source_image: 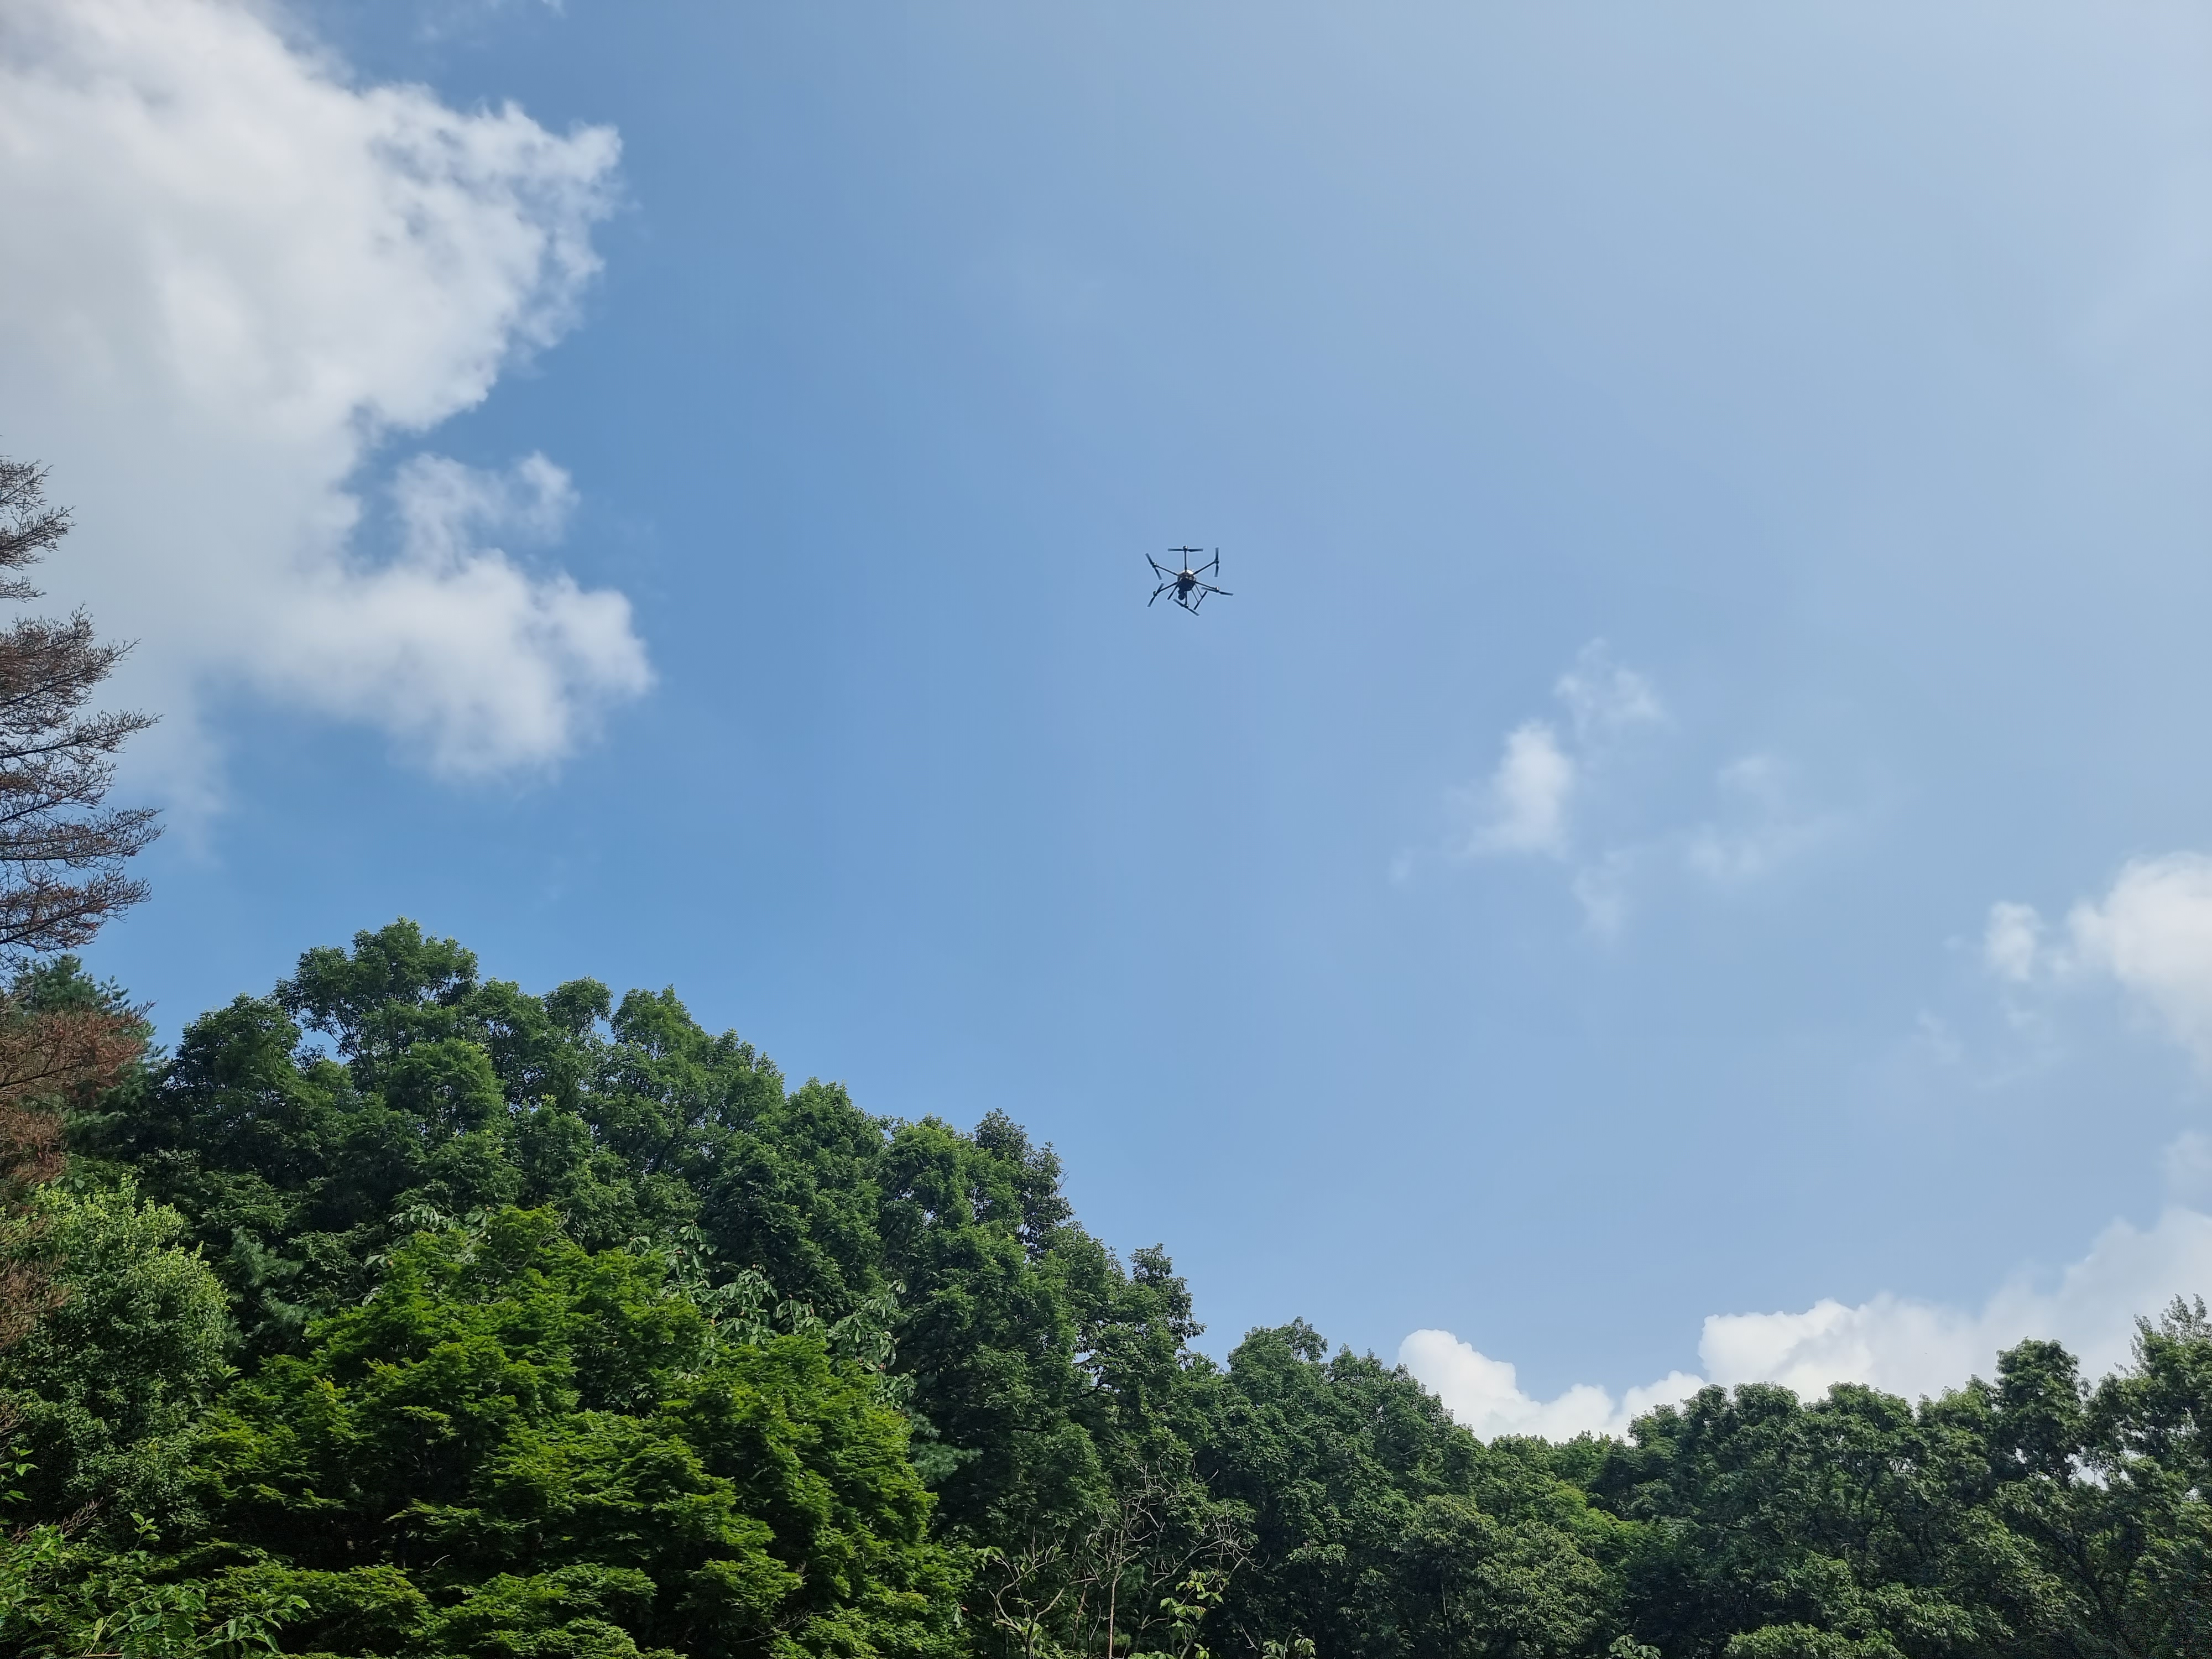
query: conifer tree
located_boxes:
[0,456,157,1353]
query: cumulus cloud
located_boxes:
[0,0,647,797]
[2064,853,2212,1065]
[268,454,648,776]
[1460,641,1660,859]
[1404,1204,2212,1439]
[1985,852,2212,1067]
[1400,1328,1699,1440]
[1467,721,1576,855]
[1696,1208,2212,1400]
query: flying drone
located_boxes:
[1148,547,1232,613]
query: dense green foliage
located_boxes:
[1,921,2205,1657]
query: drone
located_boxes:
[1147,547,1232,613]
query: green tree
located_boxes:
[45,917,2212,1659]
[196,1208,963,1659]
[1200,1321,1625,1659]
[1593,1376,2026,1659]
[77,923,1225,1580]
[1989,1302,2212,1658]
[0,1181,231,1528]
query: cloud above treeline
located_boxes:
[1404,1202,2212,1441]
[0,0,649,800]
[1405,847,2212,1442]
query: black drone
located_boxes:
[1148,547,1231,613]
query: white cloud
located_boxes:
[0,0,646,799]
[1986,852,2212,1067]
[263,454,648,776]
[1460,641,1661,860]
[1554,640,1664,741]
[1400,1328,1700,1440]
[1699,1207,2212,1400]
[1404,1205,2212,1439]
[1450,650,1833,927]
[397,453,581,562]
[1466,721,1575,855]
[2065,853,2212,1066]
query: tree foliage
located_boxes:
[0,918,2205,1656]
[0,454,158,1367]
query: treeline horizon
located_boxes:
[0,918,2201,1658]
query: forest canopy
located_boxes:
[0,919,2203,1658]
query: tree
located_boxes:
[0,1182,233,1526]
[1988,1305,2212,1658]
[1591,1377,2027,1659]
[46,917,2212,1658]
[0,457,158,1358]
[194,1208,965,1659]
[0,457,158,959]
[1199,1321,1627,1659]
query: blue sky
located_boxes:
[7,0,2212,1433]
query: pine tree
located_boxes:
[0,455,158,1353]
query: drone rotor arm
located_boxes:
[1145,549,1232,611]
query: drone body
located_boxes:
[1148,547,1230,613]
